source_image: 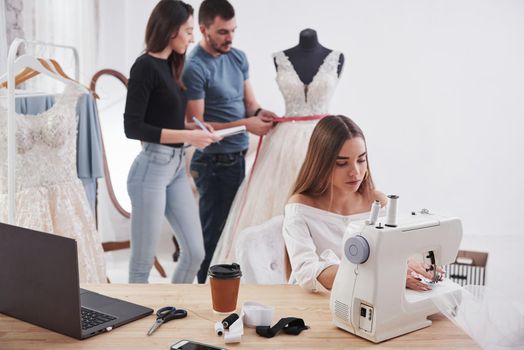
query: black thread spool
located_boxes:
[222,313,239,329]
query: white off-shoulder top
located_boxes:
[283,203,383,293]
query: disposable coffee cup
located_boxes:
[208,263,242,313]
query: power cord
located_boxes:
[348,264,359,334]
[187,309,216,323]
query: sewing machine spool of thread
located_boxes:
[385,195,399,227]
[367,200,381,225]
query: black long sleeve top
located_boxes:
[124,54,186,147]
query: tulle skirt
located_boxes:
[211,120,319,264]
[1,180,107,283]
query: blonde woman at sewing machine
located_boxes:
[283,115,443,293]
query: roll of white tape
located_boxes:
[224,331,242,343]
[221,301,274,344]
[242,301,274,328]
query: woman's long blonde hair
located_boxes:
[291,115,375,200]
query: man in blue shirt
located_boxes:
[183,0,276,283]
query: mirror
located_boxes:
[92,70,140,214]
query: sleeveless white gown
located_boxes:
[212,50,342,264]
[0,83,107,283]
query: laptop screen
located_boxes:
[0,222,83,338]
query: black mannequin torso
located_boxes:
[274,28,344,85]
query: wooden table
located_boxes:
[0,284,478,350]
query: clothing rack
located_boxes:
[3,38,80,224]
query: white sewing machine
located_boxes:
[330,208,463,343]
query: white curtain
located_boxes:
[22,0,97,89]
[0,0,7,73]
[0,0,11,74]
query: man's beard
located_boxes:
[207,35,232,54]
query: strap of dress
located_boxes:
[272,51,293,73]
[318,50,342,77]
[60,82,85,107]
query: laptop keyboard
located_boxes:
[81,307,117,330]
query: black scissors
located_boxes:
[147,306,187,336]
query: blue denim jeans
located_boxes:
[127,143,205,283]
[190,149,246,283]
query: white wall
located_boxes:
[96,0,524,237]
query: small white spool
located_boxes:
[367,200,381,225]
[385,195,399,227]
[214,321,224,336]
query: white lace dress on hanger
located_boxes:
[212,50,342,264]
[0,83,106,283]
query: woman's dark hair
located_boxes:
[198,0,235,27]
[145,0,193,88]
[291,115,375,199]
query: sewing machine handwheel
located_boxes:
[344,236,370,264]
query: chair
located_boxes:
[90,69,174,278]
[235,215,287,284]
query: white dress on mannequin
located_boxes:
[212,50,342,264]
[0,83,106,283]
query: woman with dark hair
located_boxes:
[124,0,220,283]
[283,115,438,292]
